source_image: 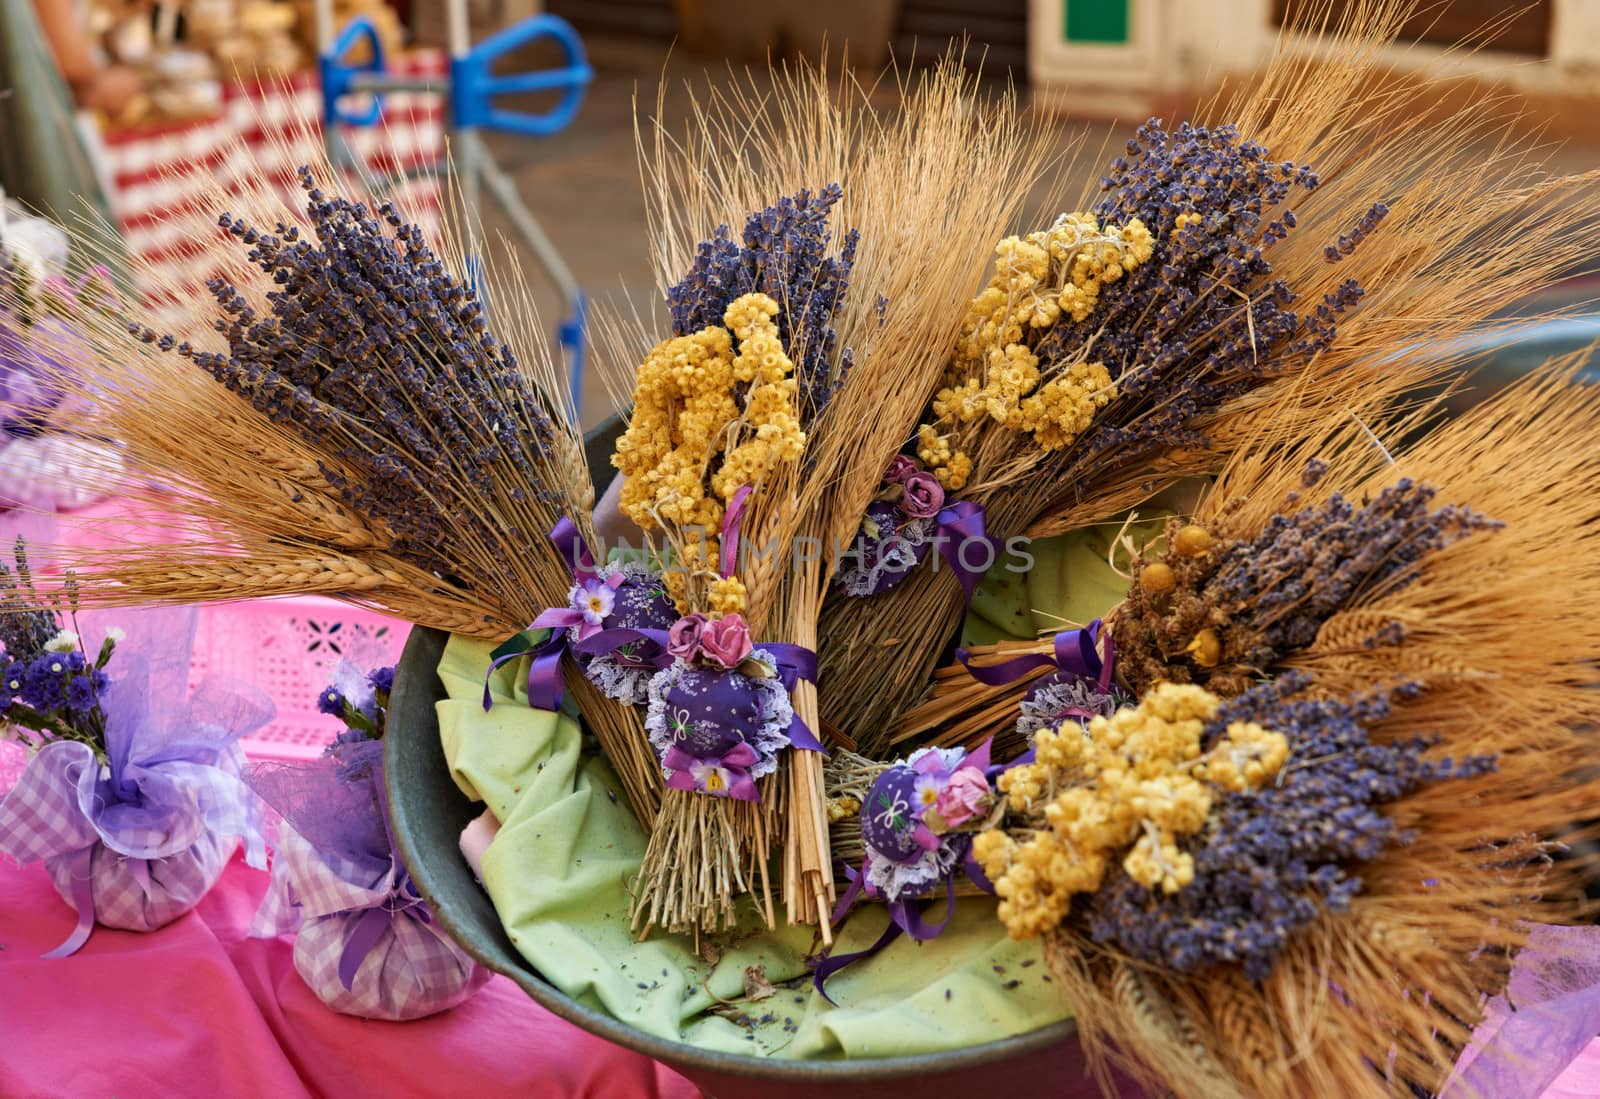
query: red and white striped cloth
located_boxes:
[100,51,448,333]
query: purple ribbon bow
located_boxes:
[955,619,1114,721]
[483,519,646,712]
[932,501,998,603]
[336,776,431,990]
[763,642,825,753]
[662,741,762,801]
[550,516,599,581]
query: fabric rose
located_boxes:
[667,613,708,663]
[934,766,991,827]
[883,454,919,485]
[900,471,946,519]
[699,614,753,669]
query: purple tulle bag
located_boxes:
[0,607,271,955]
[249,733,489,1020]
[1442,923,1600,1099]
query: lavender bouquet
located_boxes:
[249,662,489,1021]
[0,554,268,955]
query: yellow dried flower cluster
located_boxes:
[707,575,748,617]
[661,532,724,616]
[919,212,1153,466]
[710,294,806,501]
[974,683,1289,940]
[613,293,805,539]
[1171,210,1204,239]
[916,425,973,491]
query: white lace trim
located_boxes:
[866,833,965,903]
[836,515,935,597]
[643,649,794,781]
[582,653,654,706]
[1017,677,1122,740]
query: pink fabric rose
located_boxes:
[667,613,708,663]
[699,613,754,669]
[900,471,946,519]
[933,766,991,827]
[883,454,920,485]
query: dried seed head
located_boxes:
[1140,561,1176,593]
[1175,525,1213,557]
[1186,627,1222,667]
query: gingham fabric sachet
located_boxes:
[0,736,266,956]
[255,824,488,1021]
[0,435,123,511]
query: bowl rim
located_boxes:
[385,624,1078,1083]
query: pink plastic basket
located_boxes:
[0,501,410,784]
[191,596,407,760]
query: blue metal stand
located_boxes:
[317,7,594,420]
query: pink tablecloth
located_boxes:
[0,853,697,1099]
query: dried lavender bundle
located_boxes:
[1114,466,1501,698]
[821,46,1600,755]
[957,352,1600,1097]
[1084,673,1496,980]
[0,141,673,815]
[623,56,1061,931]
[821,121,1379,752]
[133,170,565,594]
[619,184,854,933]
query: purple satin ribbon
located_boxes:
[720,484,753,577]
[813,854,991,1003]
[932,500,998,603]
[763,642,825,753]
[663,741,761,801]
[336,867,432,991]
[481,607,581,713]
[571,626,673,668]
[482,521,629,712]
[550,516,599,581]
[956,619,1114,704]
[42,845,96,959]
[338,766,432,990]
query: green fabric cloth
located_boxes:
[437,638,1069,1059]
[962,514,1172,647]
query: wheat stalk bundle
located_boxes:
[816,0,1600,756]
[617,55,1066,932]
[0,114,672,822]
[1007,361,1600,1097]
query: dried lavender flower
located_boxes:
[665,184,859,424]
[1085,673,1496,979]
[1026,121,1381,496]
[1114,468,1502,695]
[132,168,560,579]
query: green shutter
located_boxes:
[1064,0,1132,44]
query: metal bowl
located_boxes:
[385,625,1113,1099]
